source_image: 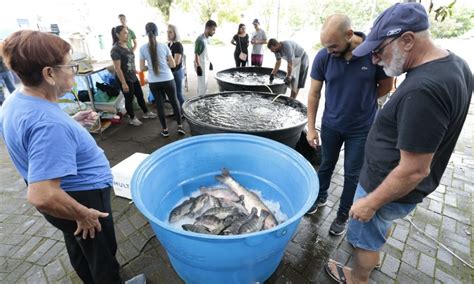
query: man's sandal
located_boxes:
[324,259,349,283]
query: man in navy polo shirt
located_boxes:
[325,3,471,283]
[306,14,393,236]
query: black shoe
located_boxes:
[177,126,186,135]
[160,130,170,137]
[329,213,349,236]
[306,197,328,215]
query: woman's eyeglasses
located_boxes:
[53,63,79,75]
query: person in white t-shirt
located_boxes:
[250,19,267,67]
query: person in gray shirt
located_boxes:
[250,19,267,67]
[268,39,309,99]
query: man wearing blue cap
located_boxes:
[325,3,472,283]
[305,14,393,238]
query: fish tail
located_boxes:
[215,168,230,183]
[215,174,226,183]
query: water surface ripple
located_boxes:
[186,93,307,131]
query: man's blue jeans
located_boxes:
[317,124,369,217]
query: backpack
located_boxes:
[96,82,120,97]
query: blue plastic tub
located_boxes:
[131,134,318,283]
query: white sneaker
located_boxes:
[142,111,157,119]
[125,274,146,284]
[129,117,143,126]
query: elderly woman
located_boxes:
[0,30,144,284]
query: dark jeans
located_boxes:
[42,187,122,284]
[317,124,369,217]
[234,52,248,67]
[120,79,148,119]
[150,79,182,129]
[172,68,185,107]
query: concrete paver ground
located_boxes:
[0,44,473,283]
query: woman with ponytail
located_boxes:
[139,22,185,137]
[110,25,156,126]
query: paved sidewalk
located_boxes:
[1,98,472,283]
[0,44,473,282]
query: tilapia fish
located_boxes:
[199,186,240,202]
[217,197,249,215]
[194,215,235,235]
[239,210,269,234]
[169,197,196,223]
[201,206,240,219]
[215,168,278,229]
[182,224,212,234]
[187,194,221,218]
[223,207,258,235]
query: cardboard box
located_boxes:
[111,152,149,199]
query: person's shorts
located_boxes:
[346,183,417,251]
[251,54,263,66]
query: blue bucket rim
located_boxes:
[131,133,318,240]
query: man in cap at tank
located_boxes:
[324,3,472,283]
[305,13,393,240]
[250,19,267,67]
[267,38,309,99]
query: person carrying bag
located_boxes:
[231,23,249,67]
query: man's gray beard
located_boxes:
[380,44,406,77]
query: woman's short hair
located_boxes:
[1,30,71,87]
[168,24,180,42]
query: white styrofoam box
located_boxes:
[111,152,149,199]
[85,93,124,113]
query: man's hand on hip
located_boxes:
[349,197,376,222]
[75,208,109,239]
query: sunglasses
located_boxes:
[372,36,400,56]
[53,63,79,75]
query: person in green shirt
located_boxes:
[118,14,137,52]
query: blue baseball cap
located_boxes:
[353,3,429,57]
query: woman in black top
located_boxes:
[110,25,156,126]
[167,24,185,107]
[230,23,249,67]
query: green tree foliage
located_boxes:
[429,7,474,38]
[261,0,276,32]
[429,0,457,22]
[306,0,395,31]
[179,0,252,24]
[147,0,173,21]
